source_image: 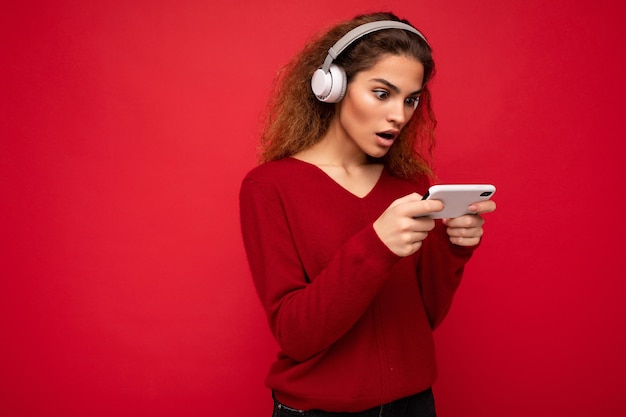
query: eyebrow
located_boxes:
[370,78,422,95]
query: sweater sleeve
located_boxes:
[416,221,478,329]
[239,177,401,362]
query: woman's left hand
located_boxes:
[442,200,497,247]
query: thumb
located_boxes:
[390,192,424,208]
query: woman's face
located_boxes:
[336,54,424,159]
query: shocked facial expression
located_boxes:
[335,54,425,158]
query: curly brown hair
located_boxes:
[258,12,437,180]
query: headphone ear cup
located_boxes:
[311,64,347,103]
[326,64,347,103]
[311,68,332,100]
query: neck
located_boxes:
[297,122,369,170]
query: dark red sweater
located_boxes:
[239,158,477,412]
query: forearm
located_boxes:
[240,178,401,361]
[417,221,478,329]
[245,223,399,361]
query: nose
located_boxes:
[386,99,408,126]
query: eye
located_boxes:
[373,90,390,100]
[405,97,420,110]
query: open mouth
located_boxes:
[376,132,395,140]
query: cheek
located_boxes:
[342,90,378,124]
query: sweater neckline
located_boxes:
[286,157,386,200]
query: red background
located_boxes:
[2,0,624,415]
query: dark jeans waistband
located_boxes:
[272,388,436,417]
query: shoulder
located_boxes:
[242,158,304,183]
[240,158,318,201]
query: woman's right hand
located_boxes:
[373,193,444,257]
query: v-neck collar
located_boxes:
[287,157,386,200]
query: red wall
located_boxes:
[2,1,624,415]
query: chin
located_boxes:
[367,149,391,159]
[366,155,385,164]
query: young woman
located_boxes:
[239,12,496,417]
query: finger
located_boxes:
[400,240,424,256]
[449,236,481,247]
[394,192,424,205]
[411,230,431,242]
[386,193,424,212]
[446,225,484,239]
[445,214,484,229]
[410,217,436,233]
[407,199,444,218]
[468,200,496,214]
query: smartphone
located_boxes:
[422,184,496,219]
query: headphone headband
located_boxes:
[311,19,429,103]
[320,20,429,73]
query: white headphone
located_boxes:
[311,20,429,103]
